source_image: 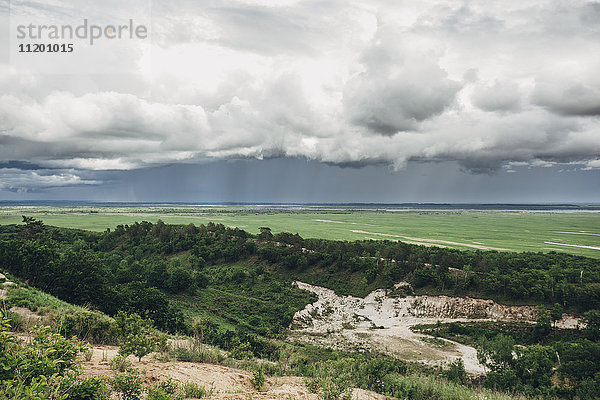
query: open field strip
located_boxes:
[350,229,509,251]
[544,241,600,250]
[553,231,600,236]
[1,206,599,257]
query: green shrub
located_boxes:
[354,357,406,392]
[116,312,158,362]
[171,346,199,363]
[82,346,94,362]
[67,376,111,400]
[147,386,173,400]
[28,325,86,375]
[169,342,225,364]
[0,320,85,399]
[53,310,118,344]
[3,309,25,331]
[306,377,321,394]
[182,382,206,398]
[109,354,132,372]
[156,331,170,354]
[306,359,353,400]
[147,377,183,400]
[111,370,143,400]
[229,341,253,360]
[7,286,76,314]
[381,373,527,400]
[0,374,74,400]
[252,368,266,391]
[444,359,467,384]
[156,377,180,395]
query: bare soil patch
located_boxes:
[291,282,579,375]
[80,345,388,399]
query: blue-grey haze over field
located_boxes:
[0,0,599,202]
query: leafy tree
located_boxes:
[514,345,556,394]
[147,262,169,290]
[445,359,467,384]
[533,305,551,338]
[258,227,273,240]
[583,310,600,340]
[20,216,46,240]
[551,303,563,329]
[476,334,515,372]
[52,250,107,306]
[166,268,192,293]
[116,312,157,362]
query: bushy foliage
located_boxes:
[53,310,119,344]
[0,319,85,399]
[66,376,111,400]
[353,357,407,392]
[182,381,206,398]
[111,370,143,400]
[147,377,183,400]
[583,310,600,340]
[109,354,132,373]
[252,368,266,391]
[116,312,158,361]
[444,359,467,385]
[306,359,355,400]
[382,373,528,400]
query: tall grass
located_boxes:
[382,374,531,400]
[6,283,119,343]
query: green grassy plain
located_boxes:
[1,205,599,257]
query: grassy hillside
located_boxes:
[2,217,600,399]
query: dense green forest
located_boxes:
[1,217,600,399]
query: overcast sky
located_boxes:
[0,0,599,202]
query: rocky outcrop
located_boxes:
[291,281,579,375]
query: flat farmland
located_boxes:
[1,205,599,258]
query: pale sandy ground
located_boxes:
[81,345,390,400]
[291,282,580,375]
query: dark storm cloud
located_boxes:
[1,0,600,196]
[0,160,46,170]
[533,81,600,117]
[344,64,461,134]
[2,159,599,203]
[580,2,600,26]
[343,26,462,135]
[457,158,505,175]
[0,168,100,192]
